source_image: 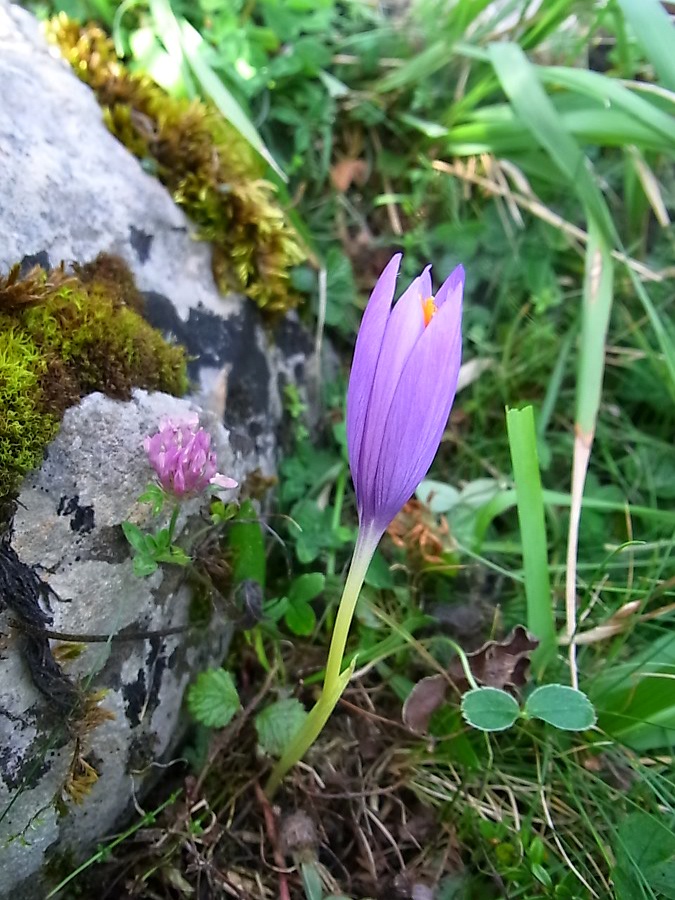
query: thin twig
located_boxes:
[432,159,664,282]
[254,783,292,900]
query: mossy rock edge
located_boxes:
[48,16,307,316]
[0,253,187,505]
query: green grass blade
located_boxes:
[177,19,286,181]
[487,42,616,242]
[474,489,675,546]
[148,0,195,95]
[565,223,614,688]
[539,66,675,148]
[617,0,675,91]
[506,405,556,664]
[576,224,615,438]
[627,269,675,397]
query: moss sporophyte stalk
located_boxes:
[266,254,464,794]
[47,17,306,316]
[0,255,187,504]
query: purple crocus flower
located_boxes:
[144,413,238,498]
[265,254,465,795]
[347,253,464,538]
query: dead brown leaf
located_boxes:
[402,674,447,733]
[330,157,369,192]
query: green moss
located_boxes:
[48,17,306,316]
[0,324,59,499]
[0,255,187,502]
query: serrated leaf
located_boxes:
[187,669,241,728]
[255,698,308,757]
[284,600,316,636]
[288,572,325,605]
[525,685,596,731]
[461,687,520,732]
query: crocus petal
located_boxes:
[369,284,463,530]
[355,267,432,510]
[434,264,465,309]
[346,253,401,497]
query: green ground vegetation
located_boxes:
[15,0,675,898]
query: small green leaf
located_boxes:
[365,551,394,589]
[229,500,266,589]
[531,863,552,889]
[285,600,316,636]
[288,572,325,605]
[167,545,191,566]
[122,521,149,553]
[153,528,172,551]
[138,483,167,516]
[416,479,460,513]
[264,597,289,623]
[461,687,520,732]
[187,669,241,728]
[255,698,308,757]
[210,500,238,525]
[524,684,596,731]
[133,554,158,578]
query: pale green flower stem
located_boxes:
[265,526,380,797]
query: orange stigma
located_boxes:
[421,296,438,327]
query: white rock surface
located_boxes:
[0,392,239,897]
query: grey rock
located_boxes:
[0,391,240,897]
[0,0,315,893]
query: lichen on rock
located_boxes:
[0,254,187,502]
[48,16,307,315]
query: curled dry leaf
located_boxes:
[402,674,448,734]
[330,157,369,192]
[387,499,452,567]
[402,625,539,733]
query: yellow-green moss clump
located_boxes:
[0,255,187,501]
[48,17,306,316]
